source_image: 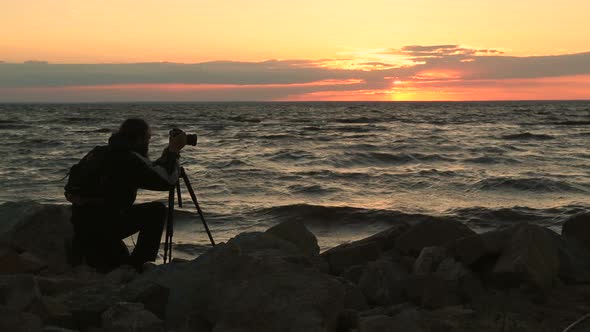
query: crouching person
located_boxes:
[65,118,186,272]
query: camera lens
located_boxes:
[186,134,197,146]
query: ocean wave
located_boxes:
[500,132,556,140]
[269,150,315,161]
[333,152,454,166]
[228,116,262,123]
[287,184,339,195]
[464,156,521,164]
[0,123,32,130]
[474,177,587,193]
[208,159,251,169]
[254,204,434,226]
[334,117,380,124]
[552,120,590,126]
[448,205,588,231]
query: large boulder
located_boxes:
[359,309,425,332]
[492,224,560,289]
[0,247,48,274]
[0,274,42,311]
[358,259,408,306]
[413,247,448,276]
[0,306,42,332]
[101,302,165,332]
[321,223,409,275]
[266,220,319,256]
[395,219,475,256]
[135,229,349,332]
[0,203,73,273]
[562,213,590,251]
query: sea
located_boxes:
[1,101,589,259]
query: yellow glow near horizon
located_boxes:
[1,0,590,63]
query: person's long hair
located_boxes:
[118,118,150,157]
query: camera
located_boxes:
[170,128,197,146]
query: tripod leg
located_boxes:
[176,181,182,208]
[180,169,216,246]
[164,186,175,263]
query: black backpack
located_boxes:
[64,146,112,204]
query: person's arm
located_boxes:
[129,131,187,191]
[128,149,180,191]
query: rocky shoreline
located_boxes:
[1,203,590,332]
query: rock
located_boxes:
[0,274,42,311]
[340,278,369,311]
[42,327,78,332]
[105,265,138,284]
[556,235,590,283]
[266,220,320,256]
[341,264,364,284]
[36,276,91,297]
[119,279,169,320]
[359,309,424,332]
[435,257,471,281]
[0,247,48,274]
[492,224,560,289]
[446,235,488,266]
[134,232,349,332]
[101,302,165,332]
[58,282,121,330]
[404,275,461,309]
[0,204,73,273]
[562,213,590,251]
[0,306,42,332]
[31,296,74,328]
[358,259,408,306]
[227,231,303,258]
[321,223,409,275]
[413,247,448,276]
[395,219,475,256]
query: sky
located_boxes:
[1,0,589,101]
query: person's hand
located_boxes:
[169,131,187,153]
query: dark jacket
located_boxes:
[72,133,179,213]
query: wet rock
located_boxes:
[42,327,78,332]
[321,223,409,275]
[0,306,42,332]
[119,279,169,320]
[0,247,47,274]
[58,283,121,330]
[135,231,348,332]
[340,278,369,311]
[562,213,590,251]
[435,257,471,281]
[358,259,408,306]
[395,219,475,256]
[492,224,560,289]
[413,247,448,276]
[101,302,165,332]
[405,275,461,309]
[341,264,364,284]
[359,309,424,332]
[105,265,138,285]
[0,274,42,311]
[266,220,320,256]
[446,234,488,266]
[36,276,90,297]
[0,204,73,273]
[31,296,74,328]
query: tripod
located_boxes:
[163,166,215,263]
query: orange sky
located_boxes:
[1,0,589,101]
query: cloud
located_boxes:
[1,45,589,101]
